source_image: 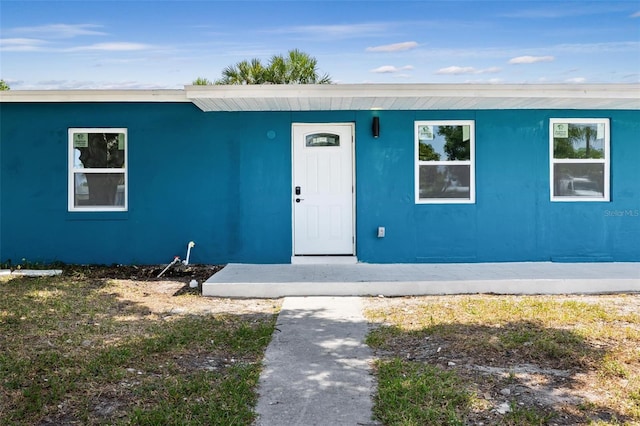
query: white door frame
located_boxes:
[291,122,356,263]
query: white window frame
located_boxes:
[549,118,610,202]
[68,128,128,212]
[415,120,475,204]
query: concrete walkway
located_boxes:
[254,297,376,426]
[203,262,640,298]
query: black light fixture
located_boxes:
[372,116,380,138]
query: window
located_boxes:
[68,128,127,211]
[415,120,475,203]
[306,133,340,147]
[550,119,609,202]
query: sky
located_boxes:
[1,0,639,90]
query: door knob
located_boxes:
[295,198,304,203]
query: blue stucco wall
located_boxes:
[1,102,638,264]
[0,103,293,264]
[356,109,640,263]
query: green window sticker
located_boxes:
[418,125,434,141]
[73,133,89,148]
[553,123,569,138]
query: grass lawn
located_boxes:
[365,295,640,425]
[0,270,280,425]
[3,268,639,426]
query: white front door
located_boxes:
[292,123,355,256]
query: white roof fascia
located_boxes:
[1,84,638,111]
[0,89,190,103]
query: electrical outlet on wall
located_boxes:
[377,227,385,238]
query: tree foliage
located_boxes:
[438,126,470,161]
[418,143,440,161]
[192,77,213,86]
[0,79,10,91]
[553,125,603,159]
[219,58,268,85]
[211,49,332,85]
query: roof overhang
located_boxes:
[185,84,640,111]
[1,84,638,111]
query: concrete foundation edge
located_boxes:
[1,269,63,277]
[202,279,640,298]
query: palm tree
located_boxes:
[569,124,602,159]
[217,58,267,85]
[266,49,332,84]
[192,77,213,85]
[0,79,10,91]
[210,50,332,85]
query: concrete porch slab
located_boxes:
[203,262,640,298]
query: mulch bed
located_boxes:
[62,264,224,288]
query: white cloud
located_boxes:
[435,66,501,75]
[404,41,638,63]
[10,24,107,39]
[509,55,555,64]
[21,79,169,90]
[1,78,23,86]
[366,41,419,52]
[632,11,640,18]
[65,42,153,52]
[0,38,49,51]
[554,41,640,54]
[565,77,587,83]
[501,4,631,19]
[437,66,475,75]
[267,22,393,40]
[371,65,414,73]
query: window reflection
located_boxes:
[70,129,127,211]
[416,121,474,203]
[74,173,125,207]
[550,119,609,201]
[73,133,125,168]
[553,123,605,159]
[418,125,470,161]
[419,165,471,199]
[553,163,605,198]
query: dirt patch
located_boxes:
[105,278,281,317]
[68,264,280,317]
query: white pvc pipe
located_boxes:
[157,256,180,278]
[183,241,195,265]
